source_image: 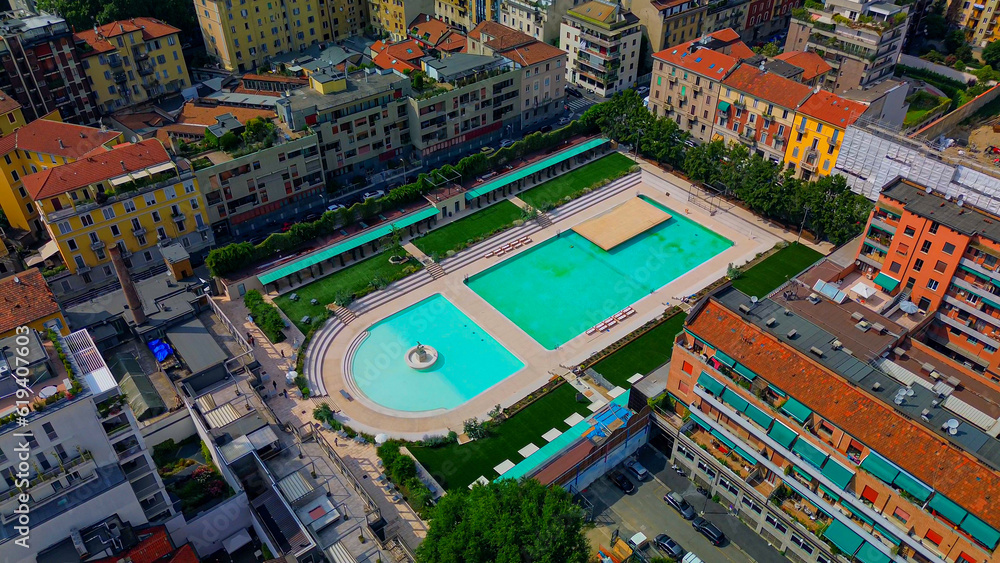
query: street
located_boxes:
[582,447,790,563]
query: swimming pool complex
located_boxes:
[466,196,732,348]
[349,294,525,412]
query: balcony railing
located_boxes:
[90,240,105,251]
[2,451,94,501]
[109,58,123,68]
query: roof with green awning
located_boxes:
[792,439,828,468]
[714,349,735,367]
[781,397,812,424]
[689,411,712,431]
[844,503,875,525]
[465,137,609,199]
[892,471,931,502]
[928,493,967,525]
[733,363,757,380]
[859,452,899,484]
[734,445,758,464]
[823,519,863,556]
[819,484,840,501]
[768,384,787,397]
[743,403,773,429]
[854,542,892,563]
[873,524,900,545]
[959,264,990,280]
[959,513,1000,549]
[768,421,797,448]
[821,457,855,489]
[722,388,749,412]
[792,466,812,481]
[698,372,725,396]
[873,272,900,292]
[711,429,737,450]
[718,101,731,111]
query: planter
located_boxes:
[388,255,408,264]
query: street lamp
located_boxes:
[797,207,810,244]
[632,128,644,162]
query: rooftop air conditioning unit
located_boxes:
[809,346,824,357]
[787,329,798,339]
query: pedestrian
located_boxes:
[335,437,339,447]
[246,331,251,341]
[272,380,278,390]
[281,349,285,358]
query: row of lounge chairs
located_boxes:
[586,307,637,335]
[485,236,532,258]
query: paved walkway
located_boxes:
[402,242,431,263]
[509,196,530,210]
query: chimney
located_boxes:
[58,138,65,149]
[109,245,146,325]
[120,160,127,171]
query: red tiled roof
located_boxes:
[166,544,199,563]
[0,269,61,336]
[371,39,425,73]
[75,18,180,56]
[0,118,120,159]
[688,299,1000,531]
[372,50,421,73]
[722,63,813,110]
[710,28,741,42]
[23,139,171,199]
[469,21,532,51]
[0,90,20,116]
[775,51,832,81]
[796,89,868,127]
[408,14,452,45]
[91,526,198,563]
[501,39,565,66]
[241,73,309,84]
[728,41,756,60]
[653,37,739,80]
[437,31,468,53]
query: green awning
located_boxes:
[873,524,901,545]
[928,493,968,525]
[959,264,990,281]
[792,439,828,468]
[714,349,735,367]
[855,542,892,563]
[781,397,812,424]
[892,471,931,502]
[844,503,875,525]
[711,429,737,450]
[792,466,813,481]
[873,272,900,292]
[734,445,758,464]
[744,403,773,429]
[722,388,750,412]
[718,101,731,111]
[960,513,1000,549]
[465,138,609,199]
[768,384,787,397]
[821,458,855,489]
[819,484,841,501]
[859,453,899,484]
[698,372,725,396]
[823,519,864,556]
[984,296,1000,310]
[733,363,757,380]
[689,411,713,431]
[768,421,797,448]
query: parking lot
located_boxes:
[582,447,790,563]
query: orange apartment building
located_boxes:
[858,177,1000,385]
[661,284,1000,563]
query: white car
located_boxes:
[363,190,385,201]
[327,203,345,211]
[500,139,514,148]
[625,458,649,480]
[559,116,572,125]
[636,86,650,96]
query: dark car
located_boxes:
[692,517,726,546]
[609,471,635,494]
[655,534,684,558]
[539,124,553,133]
[565,86,583,98]
[664,492,696,520]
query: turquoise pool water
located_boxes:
[350,294,524,412]
[466,197,732,349]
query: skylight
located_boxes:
[709,63,715,69]
[695,57,702,62]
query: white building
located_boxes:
[561,0,643,97]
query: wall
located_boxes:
[140,409,197,448]
[898,54,978,84]
[913,84,1000,141]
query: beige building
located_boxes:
[498,0,576,43]
[625,0,708,52]
[648,29,747,143]
[467,22,568,131]
[435,0,495,32]
[561,0,643,97]
[370,0,434,40]
[703,0,749,36]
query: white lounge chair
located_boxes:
[586,327,598,335]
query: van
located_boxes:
[682,552,704,563]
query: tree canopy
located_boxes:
[581,90,691,169]
[984,41,1000,70]
[37,0,197,41]
[416,479,590,563]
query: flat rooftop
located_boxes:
[280,69,408,113]
[882,177,1000,244]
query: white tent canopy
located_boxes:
[850,282,877,299]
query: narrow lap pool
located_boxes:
[349,294,524,412]
[466,196,732,349]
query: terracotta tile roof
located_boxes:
[722,63,813,110]
[502,40,565,66]
[570,0,619,22]
[23,139,171,199]
[174,101,275,127]
[775,51,832,81]
[408,14,452,45]
[166,544,199,563]
[728,41,756,60]
[241,73,309,85]
[75,18,181,56]
[92,526,190,563]
[437,31,468,53]
[0,118,120,158]
[796,89,868,127]
[710,28,741,42]
[653,36,739,80]
[469,21,532,51]
[372,50,421,73]
[688,299,1000,531]
[0,269,61,336]
[0,90,20,116]
[371,39,425,73]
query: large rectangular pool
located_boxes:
[466,197,732,349]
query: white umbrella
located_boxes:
[375,433,390,445]
[286,370,297,384]
[899,301,920,314]
[850,282,877,299]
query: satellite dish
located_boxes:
[130,135,138,143]
[751,296,758,304]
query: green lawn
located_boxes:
[519,152,636,209]
[591,313,687,389]
[412,200,523,256]
[730,242,822,297]
[410,384,592,490]
[274,254,420,333]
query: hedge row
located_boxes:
[206,120,596,278]
[377,441,433,517]
[244,289,287,343]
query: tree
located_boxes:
[753,41,782,57]
[984,41,1000,69]
[416,479,590,563]
[683,140,726,185]
[945,30,968,56]
[38,0,198,42]
[242,117,274,145]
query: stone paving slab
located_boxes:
[541,428,563,442]
[608,386,626,398]
[627,373,645,384]
[494,459,516,475]
[518,443,540,457]
[588,399,608,412]
[564,412,586,426]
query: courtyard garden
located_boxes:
[412,200,524,257]
[519,152,637,210]
[729,242,822,297]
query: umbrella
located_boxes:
[850,282,877,299]
[899,301,920,314]
[286,370,298,384]
[375,433,390,445]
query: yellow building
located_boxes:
[0,113,122,238]
[23,139,214,297]
[784,90,868,180]
[957,0,1000,47]
[0,94,25,137]
[370,0,434,40]
[435,0,492,33]
[74,18,191,115]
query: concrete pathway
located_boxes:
[402,242,431,263]
[509,196,531,210]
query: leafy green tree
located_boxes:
[38,0,198,41]
[416,479,590,563]
[242,117,274,145]
[753,41,782,57]
[984,41,1000,69]
[682,140,725,184]
[945,30,968,56]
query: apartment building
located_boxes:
[0,11,98,125]
[773,51,833,88]
[409,53,522,167]
[785,0,908,90]
[74,19,192,115]
[277,68,414,190]
[716,63,812,163]
[498,0,576,43]
[0,328,173,559]
[648,30,748,143]
[0,268,68,338]
[743,0,797,40]
[0,95,25,137]
[704,0,750,37]
[956,0,1000,47]
[435,0,494,32]
[369,0,433,40]
[625,0,707,52]
[467,22,568,131]
[660,283,1000,563]
[24,139,214,299]
[562,1,642,97]
[0,115,123,239]
[784,89,868,179]
[408,14,468,54]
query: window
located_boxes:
[741,497,762,514]
[145,193,156,206]
[67,239,77,251]
[790,534,814,554]
[921,240,932,253]
[58,221,71,235]
[152,211,161,222]
[892,507,910,524]
[111,225,120,237]
[934,260,947,273]
[924,529,943,546]
[861,485,879,504]
[929,221,940,234]
[42,422,57,440]
[765,514,788,533]
[682,361,693,374]
[913,258,923,272]
[102,207,115,220]
[943,242,956,255]
[124,200,136,213]
[889,261,901,273]
[81,215,93,227]
[903,226,915,237]
[927,279,939,291]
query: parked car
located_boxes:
[363,190,385,201]
[539,124,553,133]
[636,86,649,96]
[682,552,704,563]
[327,203,345,212]
[280,222,294,232]
[481,146,496,155]
[609,471,635,494]
[654,534,684,558]
[500,139,514,148]
[565,86,583,98]
[692,517,726,546]
[625,459,648,481]
[558,116,572,125]
[303,213,319,222]
[664,492,696,520]
[626,532,648,550]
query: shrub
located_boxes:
[244,290,287,343]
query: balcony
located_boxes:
[801,156,819,171]
[579,30,612,48]
[685,425,756,480]
[109,57,123,68]
[870,216,897,234]
[132,47,149,60]
[1,451,94,501]
[90,239,105,251]
[132,225,146,237]
[864,231,891,253]
[114,72,127,84]
[668,74,678,83]
[138,64,154,76]
[171,212,186,222]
